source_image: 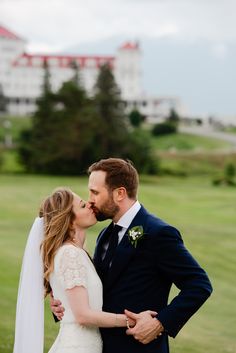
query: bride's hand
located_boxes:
[50,291,65,320]
[127,317,136,328]
[124,310,136,328]
[124,309,158,329]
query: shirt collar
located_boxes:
[116,200,141,229]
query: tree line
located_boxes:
[19,62,157,175]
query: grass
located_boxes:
[151,132,233,151]
[158,151,236,176]
[0,174,235,353]
[0,150,25,173]
[223,126,236,134]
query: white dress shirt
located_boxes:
[101,201,141,259]
[115,200,141,243]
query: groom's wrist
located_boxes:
[155,317,165,333]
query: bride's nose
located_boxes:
[86,202,93,209]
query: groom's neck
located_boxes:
[112,198,137,223]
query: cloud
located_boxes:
[1,0,236,52]
[211,44,228,59]
[0,0,235,115]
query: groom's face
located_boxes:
[88,171,119,221]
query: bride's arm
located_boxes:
[66,286,130,327]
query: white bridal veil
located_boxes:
[13,217,44,353]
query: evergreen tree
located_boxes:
[19,60,53,170]
[167,108,180,126]
[18,63,158,175]
[70,59,80,87]
[92,64,158,173]
[19,62,97,174]
[92,63,130,157]
[38,80,96,174]
[0,84,7,115]
[19,59,55,171]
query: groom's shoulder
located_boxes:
[141,205,180,235]
[141,205,168,227]
[147,214,170,232]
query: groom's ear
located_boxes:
[113,187,127,202]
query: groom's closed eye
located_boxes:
[90,189,99,195]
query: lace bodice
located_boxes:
[48,244,103,353]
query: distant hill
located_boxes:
[65,36,236,118]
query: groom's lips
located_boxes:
[91,207,107,221]
[91,206,99,215]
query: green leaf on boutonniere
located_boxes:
[128,225,145,248]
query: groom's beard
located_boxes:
[92,198,119,222]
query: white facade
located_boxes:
[115,42,142,99]
[0,25,180,120]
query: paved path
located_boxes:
[180,126,236,147]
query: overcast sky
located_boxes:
[0,0,235,117]
[1,0,235,52]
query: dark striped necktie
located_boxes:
[102,224,122,271]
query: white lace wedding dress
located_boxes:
[48,244,103,353]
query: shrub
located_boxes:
[152,122,177,136]
[225,163,235,179]
[212,162,236,186]
[128,109,145,128]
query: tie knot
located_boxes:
[112,224,122,232]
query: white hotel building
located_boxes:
[0,24,181,120]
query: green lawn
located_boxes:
[158,151,236,177]
[0,174,235,353]
[223,126,236,134]
[151,132,233,151]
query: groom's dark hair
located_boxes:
[88,158,139,199]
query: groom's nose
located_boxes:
[86,202,94,209]
[88,192,95,203]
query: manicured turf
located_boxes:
[0,174,235,353]
[151,132,233,151]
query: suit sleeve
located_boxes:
[155,225,213,338]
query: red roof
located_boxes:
[0,25,22,40]
[120,41,139,50]
[13,53,115,69]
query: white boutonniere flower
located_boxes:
[128,225,145,248]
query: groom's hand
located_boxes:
[50,292,64,321]
[125,309,164,344]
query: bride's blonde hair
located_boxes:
[40,187,75,296]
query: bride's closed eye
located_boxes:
[80,201,86,208]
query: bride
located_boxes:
[13,187,135,353]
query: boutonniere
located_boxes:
[128,225,145,248]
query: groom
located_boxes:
[53,158,212,353]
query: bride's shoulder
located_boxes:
[54,244,86,271]
[53,244,91,290]
[56,243,85,260]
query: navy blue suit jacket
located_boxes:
[93,206,212,353]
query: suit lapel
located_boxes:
[104,206,149,291]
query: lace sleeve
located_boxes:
[58,246,87,290]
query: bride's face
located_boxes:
[72,194,97,229]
